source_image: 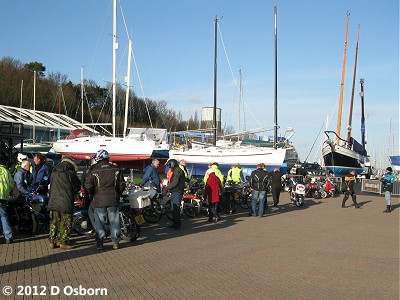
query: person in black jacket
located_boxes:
[268,168,284,207]
[249,164,269,217]
[162,159,185,229]
[48,156,81,250]
[85,149,126,250]
[341,169,360,209]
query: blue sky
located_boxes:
[1,0,398,167]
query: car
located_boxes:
[292,162,325,177]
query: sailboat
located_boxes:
[322,16,369,177]
[169,9,286,177]
[52,0,156,162]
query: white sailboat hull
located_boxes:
[52,136,155,161]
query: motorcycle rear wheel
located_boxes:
[72,214,94,236]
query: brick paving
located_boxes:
[0,190,398,299]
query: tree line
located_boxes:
[0,56,202,136]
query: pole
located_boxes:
[33,70,36,143]
[81,66,84,127]
[360,78,365,147]
[112,0,117,137]
[124,38,132,137]
[213,16,218,146]
[273,5,278,149]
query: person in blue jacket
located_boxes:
[141,159,161,198]
[381,167,395,213]
[30,153,50,195]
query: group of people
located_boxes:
[0,153,50,244]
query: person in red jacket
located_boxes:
[204,168,223,223]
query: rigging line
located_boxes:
[305,120,326,163]
[217,23,263,128]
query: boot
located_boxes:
[383,205,391,213]
[59,243,73,250]
[341,197,348,208]
[352,195,360,209]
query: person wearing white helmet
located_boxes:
[10,153,28,177]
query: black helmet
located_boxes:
[166,159,178,168]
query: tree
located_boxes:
[24,61,46,77]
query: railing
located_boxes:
[361,179,400,196]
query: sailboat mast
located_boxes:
[213,16,218,146]
[360,78,366,147]
[112,0,117,137]
[124,38,132,138]
[346,25,360,143]
[33,70,36,143]
[273,4,278,150]
[238,68,242,141]
[335,13,350,145]
[81,66,84,127]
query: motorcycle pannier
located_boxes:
[127,190,151,209]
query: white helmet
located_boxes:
[17,153,28,162]
[310,178,316,183]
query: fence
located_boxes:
[361,179,400,196]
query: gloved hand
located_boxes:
[79,188,86,198]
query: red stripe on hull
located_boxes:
[64,153,152,161]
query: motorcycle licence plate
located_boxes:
[134,215,145,225]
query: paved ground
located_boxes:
[0,189,398,299]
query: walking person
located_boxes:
[381,167,395,213]
[0,160,15,244]
[85,149,126,250]
[162,159,185,230]
[341,169,360,209]
[269,168,284,207]
[47,156,81,250]
[204,168,223,223]
[249,164,269,217]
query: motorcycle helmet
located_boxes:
[17,153,28,162]
[166,158,178,168]
[93,149,109,162]
[311,178,316,184]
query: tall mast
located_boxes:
[238,68,242,141]
[112,0,117,137]
[359,78,366,147]
[335,13,350,144]
[124,38,132,138]
[273,4,278,149]
[213,16,218,146]
[81,66,84,127]
[346,25,360,143]
[33,70,36,143]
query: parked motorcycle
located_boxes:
[5,195,38,234]
[286,177,305,207]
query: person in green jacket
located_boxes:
[0,161,15,244]
[204,162,224,184]
[227,164,244,183]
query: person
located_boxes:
[13,160,32,198]
[227,163,244,183]
[162,159,185,230]
[141,159,161,199]
[10,153,28,177]
[0,161,15,244]
[249,163,269,217]
[381,167,395,213]
[30,153,50,195]
[204,162,224,184]
[203,168,223,223]
[179,159,190,183]
[85,149,126,250]
[47,156,81,250]
[341,169,360,209]
[269,168,284,207]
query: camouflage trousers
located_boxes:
[49,211,72,244]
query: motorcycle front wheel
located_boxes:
[17,210,38,235]
[295,196,304,207]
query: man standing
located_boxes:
[30,153,50,195]
[47,156,81,249]
[227,164,244,183]
[341,169,360,209]
[0,161,15,244]
[141,159,161,198]
[85,149,126,250]
[269,168,284,207]
[381,167,395,213]
[249,164,269,217]
[163,159,185,230]
[179,159,190,183]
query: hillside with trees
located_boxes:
[0,56,201,136]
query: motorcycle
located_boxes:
[286,177,305,207]
[5,195,38,235]
[26,177,50,226]
[321,177,339,198]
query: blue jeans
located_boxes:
[384,191,392,205]
[94,206,120,243]
[251,190,266,217]
[171,192,183,228]
[0,204,12,240]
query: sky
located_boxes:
[1,0,399,167]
